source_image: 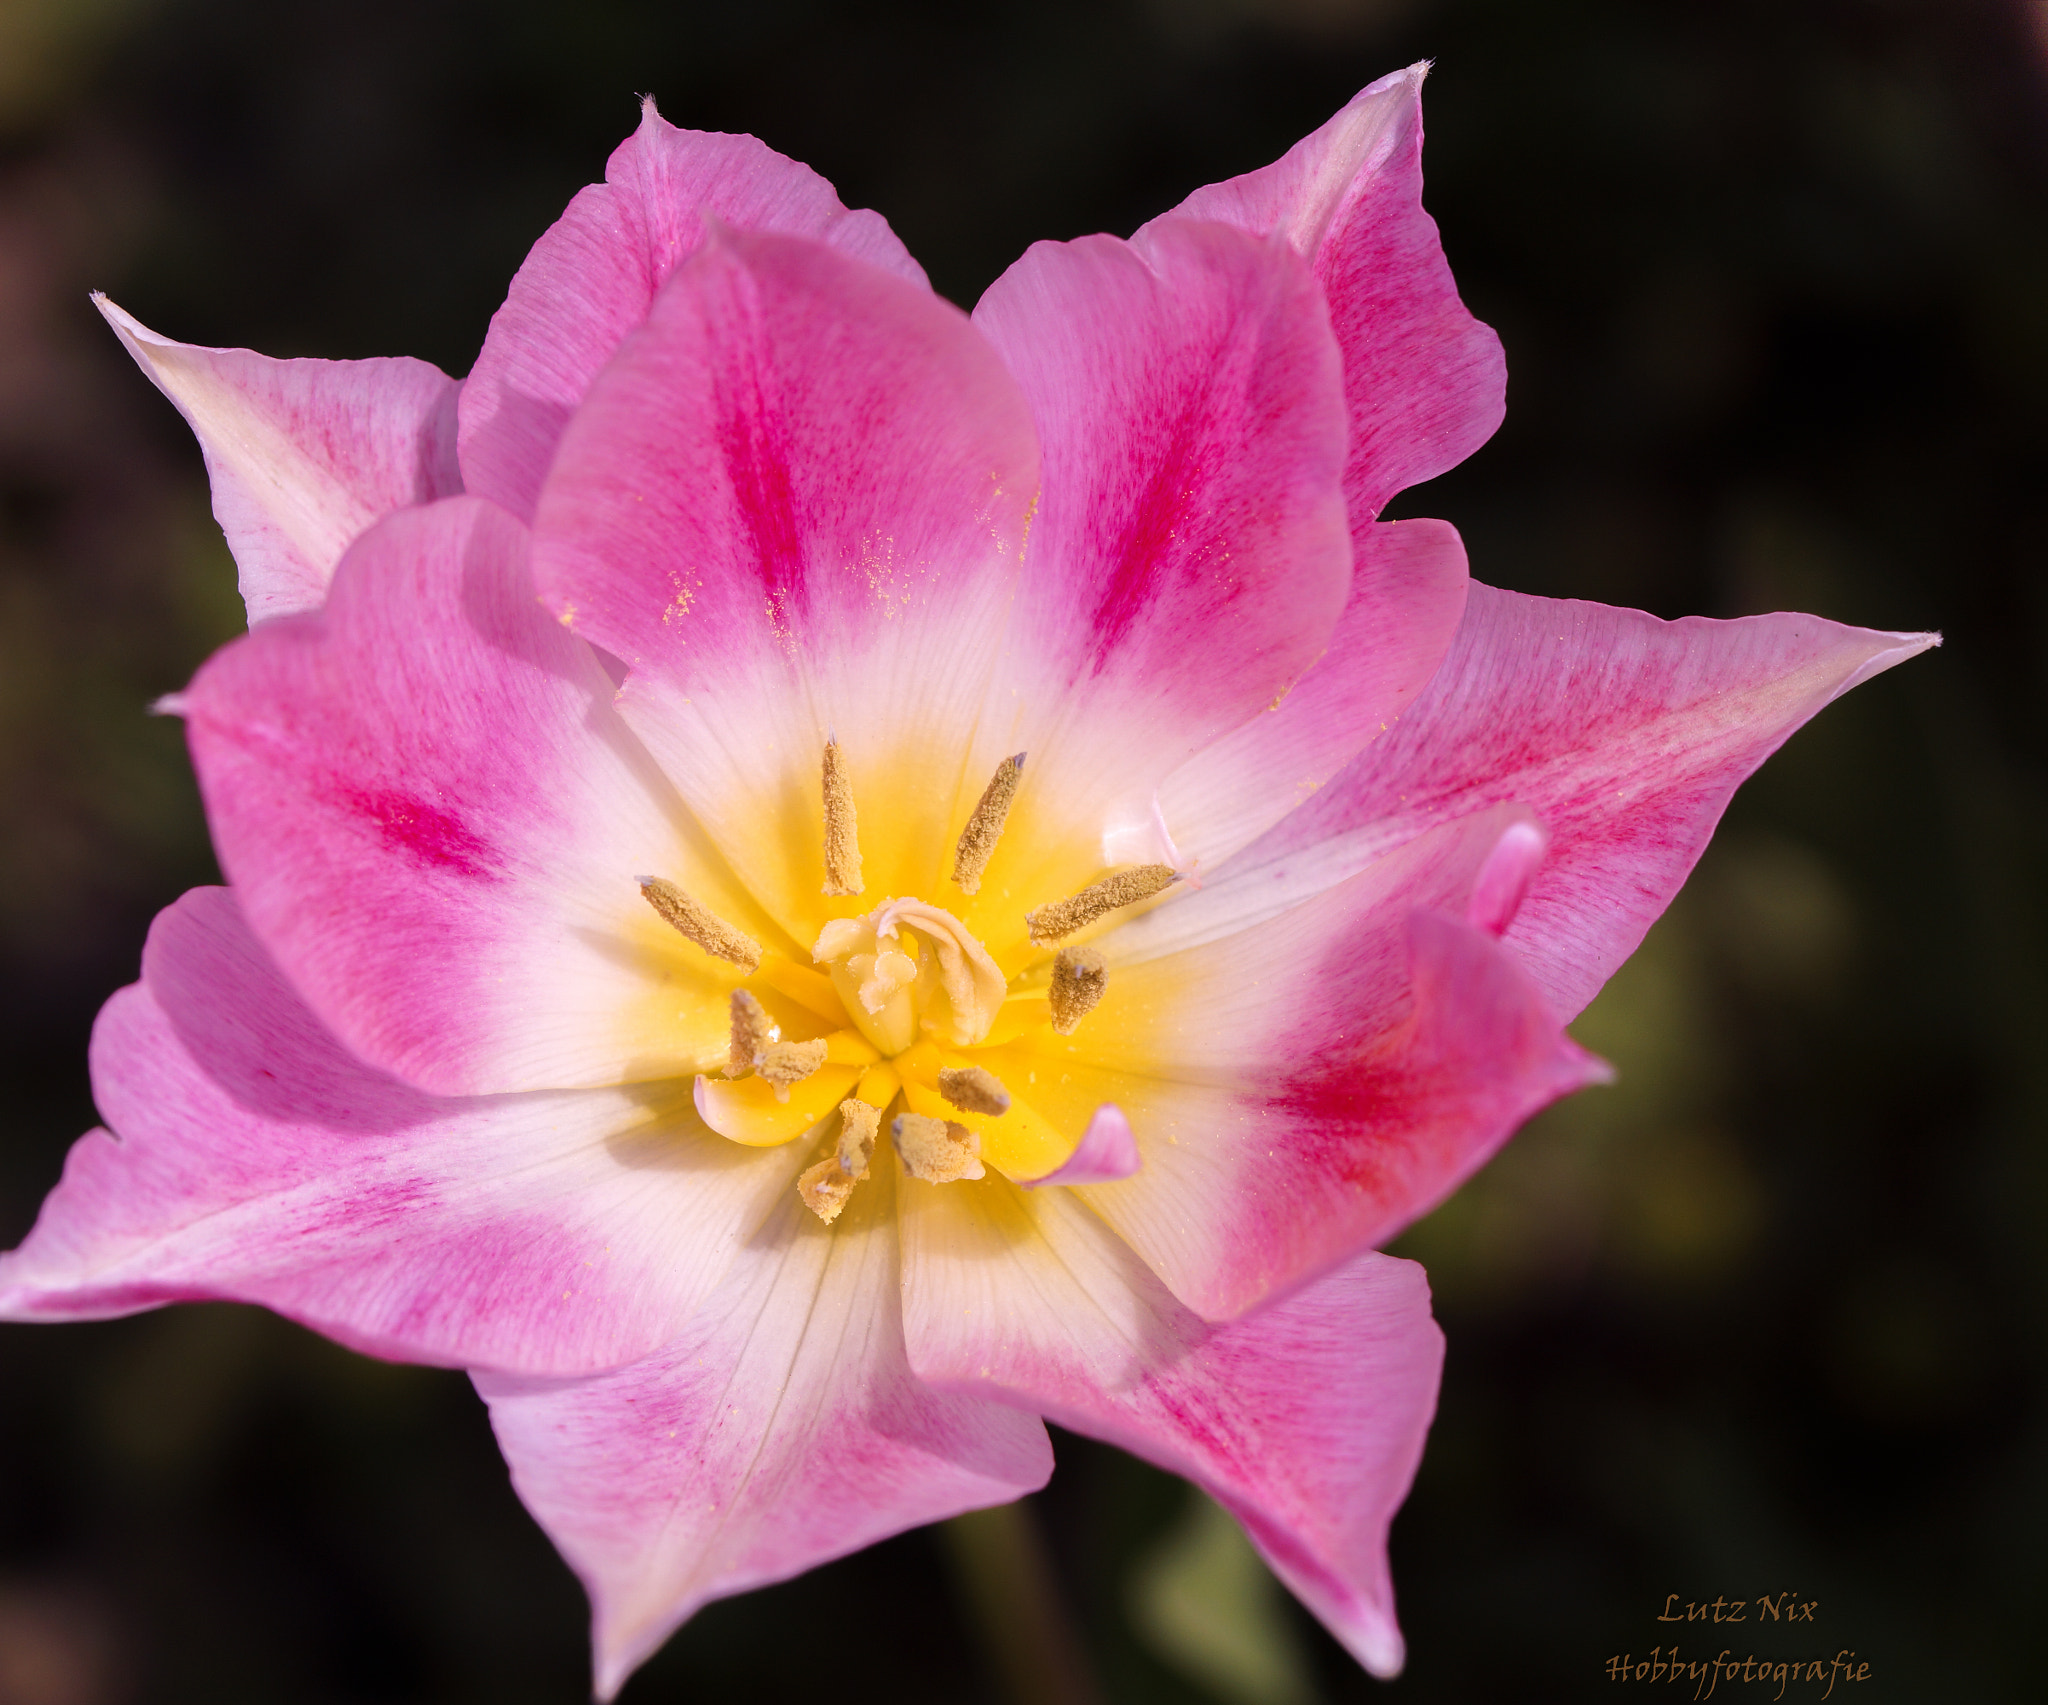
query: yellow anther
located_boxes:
[757,1039,829,1100]
[1025,864,1178,945]
[637,876,762,971]
[821,739,864,896]
[892,1112,984,1184]
[797,1100,880,1226]
[938,1064,1010,1116]
[836,1098,880,1175]
[951,753,1025,896]
[797,1159,857,1224]
[1049,946,1108,1035]
[726,989,777,1077]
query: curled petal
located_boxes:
[1466,817,1548,937]
[900,1176,1443,1676]
[478,1161,1051,1701]
[1018,1103,1140,1188]
[99,296,461,622]
[0,889,797,1376]
[460,98,927,521]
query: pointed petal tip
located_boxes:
[148,691,190,718]
[1569,1040,1619,1090]
[1360,1624,1407,1679]
[1835,624,1940,699]
[91,293,163,357]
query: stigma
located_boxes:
[659,739,1157,1224]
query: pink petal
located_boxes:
[531,226,1040,916]
[1148,63,1505,519]
[1153,517,1470,874]
[0,889,798,1375]
[98,296,462,622]
[899,1176,1443,1676]
[460,99,928,523]
[183,495,769,1096]
[1018,1103,1140,1188]
[477,1164,1052,1701]
[1243,585,1939,1020]
[985,809,1606,1320]
[964,219,1351,915]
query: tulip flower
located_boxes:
[0,64,1932,1696]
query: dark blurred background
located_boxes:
[2,0,2043,1700]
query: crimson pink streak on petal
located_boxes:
[531,226,1039,912]
[1025,810,1604,1320]
[0,888,800,1375]
[899,1179,1442,1675]
[476,1164,1052,1702]
[967,219,1350,882]
[184,495,754,1097]
[460,99,927,522]
[1153,516,1471,873]
[1242,585,1939,1020]
[1150,62,1505,520]
[97,295,461,623]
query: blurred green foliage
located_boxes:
[1,0,2042,1700]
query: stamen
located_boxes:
[821,739,864,896]
[726,989,777,1077]
[798,1100,879,1226]
[938,1065,1010,1116]
[637,876,762,972]
[892,1112,985,1183]
[837,1097,880,1175]
[951,753,1025,895]
[1025,864,1178,945]
[1049,946,1108,1034]
[758,1038,829,1099]
[796,1159,857,1224]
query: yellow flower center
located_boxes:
[643,743,1177,1222]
